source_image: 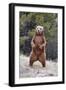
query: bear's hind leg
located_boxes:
[39,53,46,67]
[29,52,37,66]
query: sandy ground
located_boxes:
[19,55,58,78]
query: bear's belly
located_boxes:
[33,36,44,56]
[33,46,44,56]
[34,36,43,45]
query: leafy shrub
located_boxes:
[19,12,58,60]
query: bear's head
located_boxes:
[35,25,44,35]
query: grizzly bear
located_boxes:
[29,25,46,67]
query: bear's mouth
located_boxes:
[36,29,43,35]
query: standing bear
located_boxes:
[30,25,46,67]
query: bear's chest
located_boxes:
[34,36,43,45]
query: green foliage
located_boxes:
[19,12,58,59]
[20,36,28,46]
[19,12,57,41]
[28,29,35,38]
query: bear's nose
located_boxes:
[38,29,40,32]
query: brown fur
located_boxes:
[29,31,46,67]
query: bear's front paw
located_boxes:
[32,44,35,48]
[39,45,43,49]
